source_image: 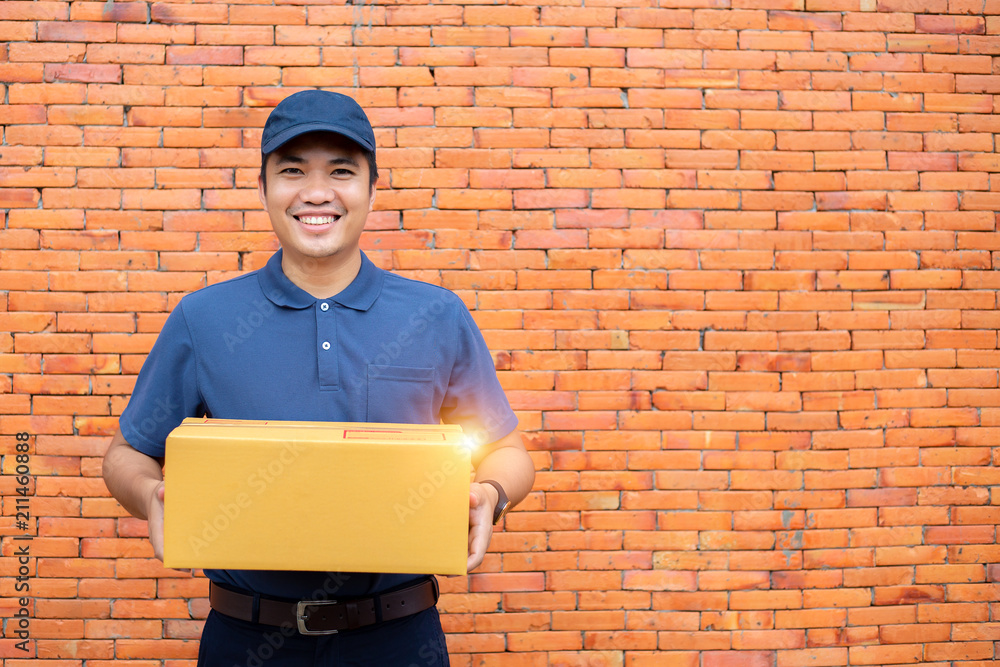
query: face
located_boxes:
[258,131,376,272]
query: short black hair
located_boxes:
[259,145,378,192]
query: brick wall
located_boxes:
[2,0,1000,665]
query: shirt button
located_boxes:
[322,341,331,350]
[320,303,330,311]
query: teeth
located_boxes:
[299,216,337,226]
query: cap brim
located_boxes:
[261,121,375,154]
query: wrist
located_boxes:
[480,480,511,525]
[480,480,499,511]
[142,478,163,518]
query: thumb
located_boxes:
[470,484,489,507]
[156,481,165,502]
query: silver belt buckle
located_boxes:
[296,600,340,635]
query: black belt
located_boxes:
[209,578,439,635]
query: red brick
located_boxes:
[38,20,116,43]
[113,21,192,43]
[150,2,227,24]
[164,45,241,66]
[619,9,692,29]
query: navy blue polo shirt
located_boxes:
[119,249,518,598]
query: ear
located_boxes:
[368,180,377,211]
[258,171,267,209]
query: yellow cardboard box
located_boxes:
[163,418,471,575]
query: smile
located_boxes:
[297,215,339,226]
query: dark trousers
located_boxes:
[197,605,450,667]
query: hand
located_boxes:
[467,482,497,572]
[146,481,166,562]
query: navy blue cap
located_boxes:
[261,90,375,155]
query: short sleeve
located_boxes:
[438,305,518,446]
[119,302,204,458]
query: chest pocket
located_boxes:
[366,365,436,423]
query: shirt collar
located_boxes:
[257,249,384,311]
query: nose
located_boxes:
[298,171,337,205]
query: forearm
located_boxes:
[102,428,163,520]
[466,430,534,570]
[473,431,534,508]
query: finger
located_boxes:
[467,539,483,571]
[467,537,486,571]
[466,514,492,571]
[469,483,488,508]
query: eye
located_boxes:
[280,167,303,175]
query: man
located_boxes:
[102,90,535,666]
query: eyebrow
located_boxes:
[273,154,360,169]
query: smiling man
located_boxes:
[102,90,535,666]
